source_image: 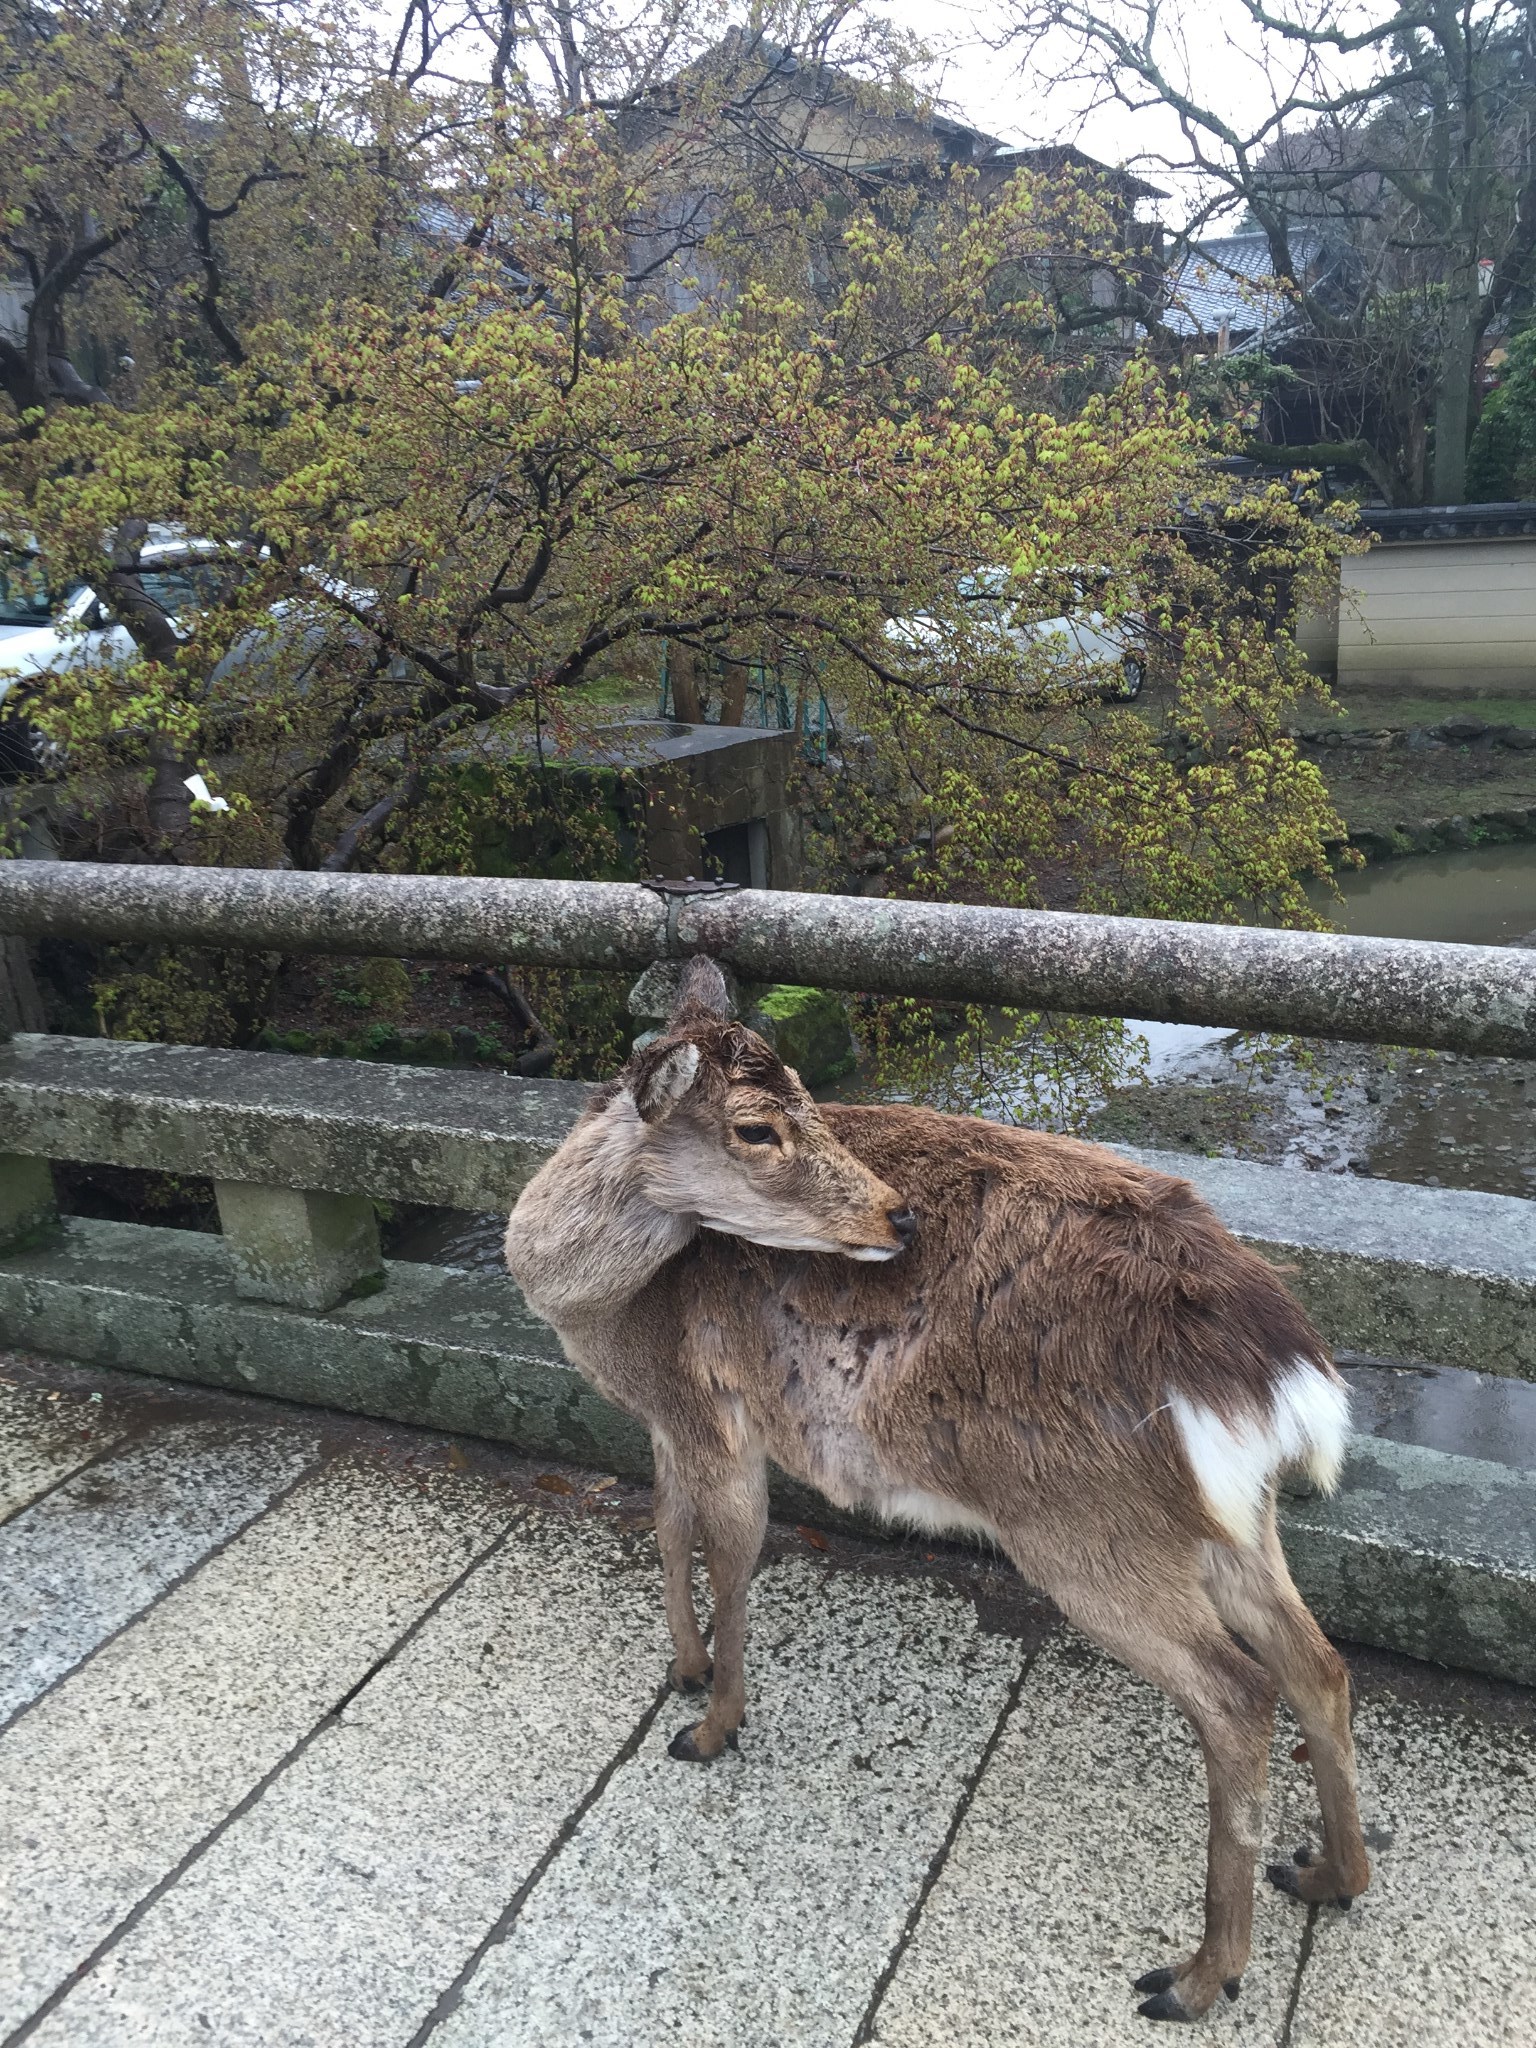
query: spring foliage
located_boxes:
[1,3,1354,1082]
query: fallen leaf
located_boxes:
[586,1476,618,1493]
[534,1473,576,1495]
[796,1524,829,1552]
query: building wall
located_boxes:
[1338,536,1536,691]
[1298,534,1536,693]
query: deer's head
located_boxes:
[623,959,915,1261]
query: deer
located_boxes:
[504,957,1371,2024]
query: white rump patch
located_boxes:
[1169,1358,1351,1550]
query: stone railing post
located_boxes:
[0,975,56,1248]
[0,1150,56,1249]
[212,1181,383,1312]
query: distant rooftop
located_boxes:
[1163,229,1335,343]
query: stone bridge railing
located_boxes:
[0,863,1533,1685]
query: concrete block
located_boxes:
[214,1180,383,1311]
[0,1034,589,1208]
[0,1457,514,2034]
[431,1556,1025,2048]
[23,1510,674,2048]
[0,1421,319,1725]
[0,1151,56,1249]
[0,1380,129,1523]
[867,1636,1307,2048]
[1287,1692,1536,2047]
[0,1217,649,1476]
[1280,1434,1536,1687]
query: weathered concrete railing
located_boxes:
[1,863,1534,1684]
[0,861,1533,1054]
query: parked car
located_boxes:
[0,534,231,701]
[884,565,1146,701]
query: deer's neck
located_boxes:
[505,1091,694,1329]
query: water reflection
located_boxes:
[1316,841,1536,946]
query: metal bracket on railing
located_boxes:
[641,876,742,955]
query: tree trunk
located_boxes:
[669,643,704,723]
[146,735,194,858]
[0,935,46,1036]
[1431,292,1481,504]
[720,653,748,726]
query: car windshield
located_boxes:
[135,563,226,615]
[0,553,83,627]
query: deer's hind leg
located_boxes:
[1001,1524,1278,2023]
[1202,1509,1371,1910]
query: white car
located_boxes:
[0,537,373,752]
[885,566,1146,701]
[0,535,233,702]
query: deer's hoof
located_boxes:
[1136,1988,1197,2024]
[667,1658,713,1694]
[667,1721,739,1763]
[1133,1968,1178,1996]
[1268,1850,1358,1907]
[1133,1962,1236,2021]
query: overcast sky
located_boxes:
[881,0,1318,225]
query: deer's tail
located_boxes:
[1167,1354,1350,1550]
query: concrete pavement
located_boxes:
[1,1355,1532,2048]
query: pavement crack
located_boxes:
[0,1449,326,1745]
[1,1506,527,2048]
[849,1634,1044,2047]
[405,1677,677,2046]
[0,1419,145,1532]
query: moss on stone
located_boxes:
[750,985,856,1087]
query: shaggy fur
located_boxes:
[506,958,1371,2023]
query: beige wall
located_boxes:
[1317,536,1536,692]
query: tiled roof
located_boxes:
[1163,229,1330,341]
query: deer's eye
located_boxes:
[732,1122,781,1149]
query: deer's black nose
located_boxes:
[887,1206,918,1246]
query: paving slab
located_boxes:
[1288,1692,1536,2048]
[0,1378,127,1523]
[863,1633,1312,2048]
[26,1509,674,2048]
[0,1420,319,1727]
[0,1456,516,2038]
[429,1556,1028,2048]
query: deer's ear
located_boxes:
[631,1040,701,1124]
[669,956,731,1023]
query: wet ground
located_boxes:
[1,1353,1533,2048]
[1088,842,1535,1199]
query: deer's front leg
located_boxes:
[666,1448,767,1763]
[652,1430,711,1693]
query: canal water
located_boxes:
[1317,840,1536,947]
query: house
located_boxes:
[1162,229,1346,356]
[623,32,1163,332]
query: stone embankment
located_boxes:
[1298,714,1536,861]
